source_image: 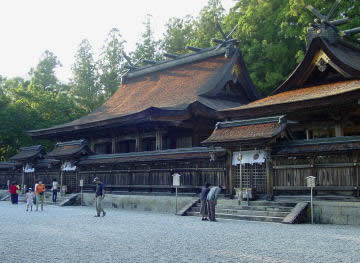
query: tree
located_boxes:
[29,50,62,92]
[161,16,195,55]
[221,0,360,95]
[98,28,126,99]
[71,39,101,112]
[131,14,162,64]
[0,77,86,160]
[190,0,225,48]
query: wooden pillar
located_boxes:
[227,150,234,196]
[111,137,116,154]
[192,129,201,147]
[265,148,273,197]
[156,130,163,151]
[353,152,359,197]
[335,123,344,137]
[89,139,95,152]
[306,129,310,140]
[21,163,25,191]
[135,133,142,152]
[60,161,64,196]
[310,156,317,196]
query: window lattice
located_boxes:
[235,163,267,193]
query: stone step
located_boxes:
[187,211,285,223]
[190,207,289,217]
[195,204,293,212]
[241,201,298,207]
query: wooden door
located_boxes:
[235,163,267,194]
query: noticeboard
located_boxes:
[172,173,181,186]
[306,176,316,188]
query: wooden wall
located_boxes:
[0,159,227,193]
[79,159,226,193]
[272,152,360,194]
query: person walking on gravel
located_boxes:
[206,185,222,222]
[51,178,58,203]
[199,183,211,221]
[93,177,106,217]
[35,180,45,211]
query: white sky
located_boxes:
[0,0,234,83]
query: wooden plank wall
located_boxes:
[0,159,226,193]
[273,153,360,188]
[0,171,22,188]
[78,159,226,192]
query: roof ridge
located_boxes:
[216,115,286,129]
[55,139,87,147]
[125,46,230,80]
[19,145,43,151]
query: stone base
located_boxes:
[81,193,194,214]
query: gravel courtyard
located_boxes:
[1,202,360,263]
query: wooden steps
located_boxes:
[186,200,301,223]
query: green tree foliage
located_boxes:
[225,0,359,94]
[160,0,359,95]
[98,28,126,99]
[161,16,195,55]
[29,50,62,92]
[131,14,162,64]
[71,39,101,112]
[0,55,86,160]
[190,0,225,48]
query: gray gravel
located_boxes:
[1,202,360,263]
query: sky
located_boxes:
[0,0,234,83]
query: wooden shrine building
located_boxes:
[1,41,260,193]
[204,7,360,198]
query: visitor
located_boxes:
[16,183,21,203]
[34,180,39,205]
[52,178,58,202]
[207,185,222,222]
[9,182,17,204]
[26,188,35,212]
[35,180,45,211]
[199,183,211,221]
[93,177,106,217]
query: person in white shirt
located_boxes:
[25,188,35,212]
[52,178,58,202]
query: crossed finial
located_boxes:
[306,0,360,41]
[212,17,239,48]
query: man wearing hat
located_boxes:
[93,177,106,217]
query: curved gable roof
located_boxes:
[29,47,259,138]
[273,37,360,95]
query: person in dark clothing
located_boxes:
[93,177,106,217]
[199,183,211,221]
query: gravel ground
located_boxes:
[1,202,360,263]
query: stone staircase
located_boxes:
[186,200,299,223]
